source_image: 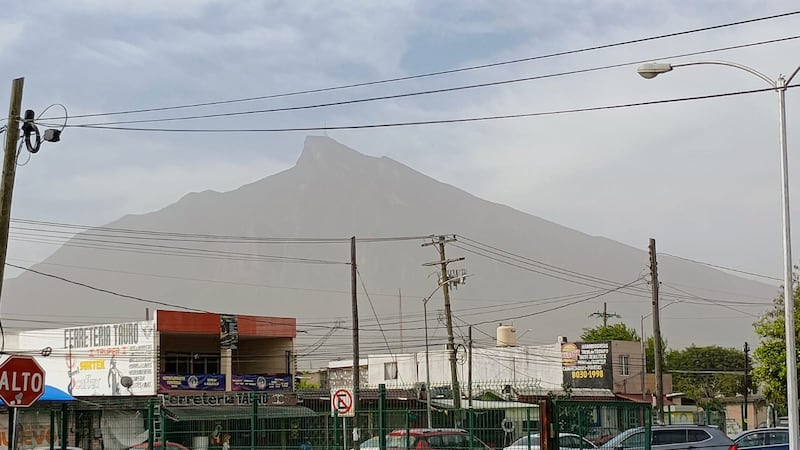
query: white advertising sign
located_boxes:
[19,320,156,396]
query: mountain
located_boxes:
[1,136,775,366]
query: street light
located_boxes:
[638,60,800,446]
[422,273,469,429]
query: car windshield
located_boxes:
[601,429,644,449]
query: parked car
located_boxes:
[585,428,622,446]
[734,428,789,450]
[353,436,381,450]
[600,425,736,450]
[386,428,491,450]
[128,442,190,450]
[503,432,597,450]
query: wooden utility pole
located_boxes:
[0,78,24,319]
[590,302,621,326]
[351,236,360,450]
[422,235,464,410]
[649,238,665,424]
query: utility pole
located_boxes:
[351,236,360,450]
[468,325,473,410]
[590,302,621,327]
[0,78,24,311]
[399,289,404,353]
[649,238,665,424]
[743,342,750,431]
[422,235,464,411]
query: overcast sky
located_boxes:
[1,0,799,286]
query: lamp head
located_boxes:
[637,63,674,79]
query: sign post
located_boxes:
[0,355,46,407]
[331,388,354,417]
[331,388,354,450]
[0,355,46,450]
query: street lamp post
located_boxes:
[422,274,469,429]
[639,60,800,447]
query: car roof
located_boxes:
[734,428,789,439]
[389,428,468,436]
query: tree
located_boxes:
[665,345,748,403]
[752,281,800,410]
[581,323,640,342]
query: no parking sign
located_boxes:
[331,388,355,417]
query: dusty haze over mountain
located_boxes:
[2,136,775,366]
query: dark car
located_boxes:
[386,428,492,450]
[733,428,789,450]
[600,425,736,450]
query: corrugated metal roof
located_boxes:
[163,405,317,421]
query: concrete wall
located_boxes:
[365,344,563,390]
[235,337,294,374]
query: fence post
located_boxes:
[644,406,652,450]
[49,409,55,450]
[333,410,339,450]
[147,399,154,450]
[251,392,257,450]
[468,408,474,449]
[378,384,386,450]
[527,407,531,450]
[405,410,411,450]
[60,404,68,450]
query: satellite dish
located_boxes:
[120,376,133,389]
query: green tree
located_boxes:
[752,282,800,410]
[581,323,640,342]
[665,345,748,403]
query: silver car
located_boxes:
[504,433,597,450]
[600,425,734,450]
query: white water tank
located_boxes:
[496,324,517,347]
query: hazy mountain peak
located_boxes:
[296,135,377,169]
[1,136,775,353]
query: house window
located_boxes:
[384,362,398,380]
[619,355,630,376]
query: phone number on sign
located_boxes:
[571,369,604,379]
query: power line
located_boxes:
[471,278,645,326]
[47,35,800,128]
[39,10,800,121]
[658,252,781,281]
[5,262,210,313]
[10,217,433,244]
[54,85,797,133]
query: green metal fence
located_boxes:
[149,393,650,450]
[552,400,651,450]
[150,390,543,450]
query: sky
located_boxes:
[1,0,800,288]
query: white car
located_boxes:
[504,433,597,450]
[351,436,380,450]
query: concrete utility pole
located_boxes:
[590,302,621,327]
[649,238,665,424]
[351,236,360,450]
[743,342,750,431]
[0,78,24,313]
[422,235,464,410]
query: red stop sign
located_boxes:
[0,355,45,407]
